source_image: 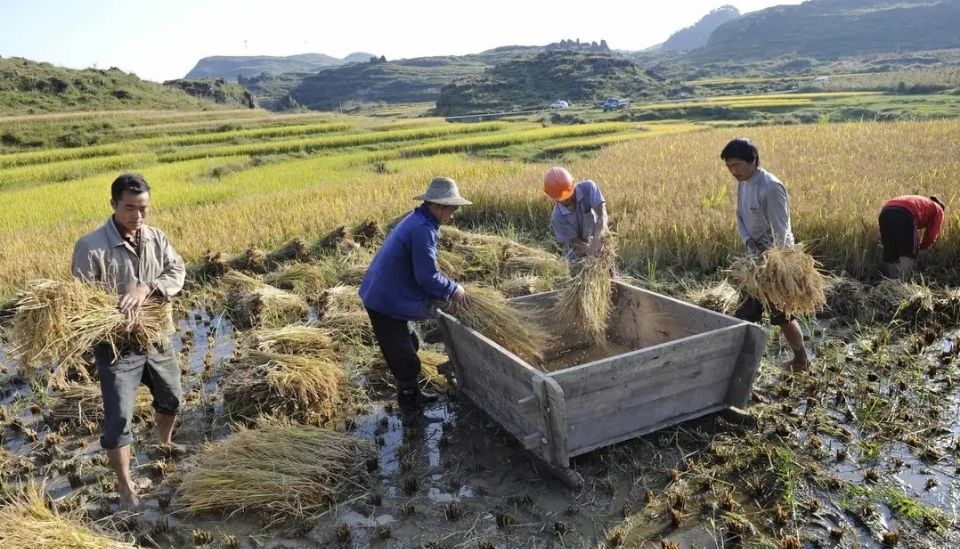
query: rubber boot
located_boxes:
[397,382,440,412]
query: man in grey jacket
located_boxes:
[72,173,185,510]
[721,138,809,372]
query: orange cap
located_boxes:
[543,167,575,201]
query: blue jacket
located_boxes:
[359,206,459,321]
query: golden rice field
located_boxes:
[0,109,958,297]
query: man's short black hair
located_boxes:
[931,196,946,211]
[111,173,150,202]
[720,138,760,166]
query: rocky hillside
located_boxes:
[659,5,740,52]
[185,52,376,79]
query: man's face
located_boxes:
[112,190,150,233]
[724,158,757,182]
[438,205,459,225]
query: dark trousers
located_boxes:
[735,295,793,327]
[366,308,421,385]
[95,341,181,450]
[878,205,918,263]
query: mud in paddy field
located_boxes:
[1,236,959,547]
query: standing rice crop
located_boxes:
[729,245,827,317]
[175,420,373,522]
[553,242,617,345]
[442,285,553,366]
[0,482,137,548]
[9,279,169,380]
[221,350,346,424]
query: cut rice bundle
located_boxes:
[352,219,384,246]
[367,349,449,390]
[241,325,335,355]
[0,482,138,548]
[313,225,360,256]
[47,383,152,425]
[175,419,372,522]
[9,279,170,379]
[222,350,346,424]
[822,275,870,321]
[729,245,827,317]
[553,242,617,345]
[268,237,311,264]
[223,271,308,329]
[228,247,270,273]
[313,285,372,345]
[442,285,553,366]
[501,245,568,283]
[263,263,339,296]
[195,250,229,280]
[866,279,935,323]
[687,281,740,315]
[498,275,553,298]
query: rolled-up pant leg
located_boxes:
[366,308,421,384]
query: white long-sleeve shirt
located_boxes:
[735,167,795,254]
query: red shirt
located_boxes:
[884,195,945,250]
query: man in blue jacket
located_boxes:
[360,177,470,411]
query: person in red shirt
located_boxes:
[878,195,946,279]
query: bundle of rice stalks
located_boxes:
[822,276,870,321]
[176,420,372,522]
[241,325,334,355]
[352,219,384,247]
[866,279,935,323]
[439,227,510,282]
[728,245,827,317]
[263,263,338,296]
[268,237,311,264]
[437,250,467,280]
[228,247,270,273]
[195,250,228,280]
[367,349,449,390]
[47,384,152,425]
[222,350,346,424]
[313,225,359,256]
[335,247,374,286]
[442,285,553,366]
[9,279,170,379]
[223,271,308,329]
[934,288,960,320]
[553,242,617,345]
[313,285,372,344]
[0,482,138,548]
[686,281,740,315]
[501,245,568,282]
[498,275,552,298]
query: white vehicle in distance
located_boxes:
[549,100,569,110]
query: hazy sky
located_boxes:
[0,0,804,82]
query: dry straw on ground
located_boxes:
[47,384,152,425]
[0,482,137,548]
[9,279,170,379]
[223,271,308,329]
[222,350,346,424]
[263,263,338,296]
[729,245,827,317]
[314,285,373,344]
[442,285,553,366]
[241,325,334,355]
[553,242,617,345]
[175,420,372,522]
[687,280,740,315]
[368,349,449,390]
[866,279,935,322]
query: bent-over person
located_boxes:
[878,195,945,279]
[72,173,185,511]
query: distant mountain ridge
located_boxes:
[185,52,376,79]
[703,0,960,58]
[659,5,740,52]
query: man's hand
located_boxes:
[586,235,604,257]
[119,283,152,315]
[451,285,468,305]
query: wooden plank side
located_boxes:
[610,280,740,347]
[551,324,747,398]
[532,377,570,467]
[725,323,767,408]
[569,403,729,458]
[567,381,731,454]
[438,311,544,384]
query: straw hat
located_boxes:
[413,177,472,206]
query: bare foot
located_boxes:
[780,355,810,373]
[118,483,140,512]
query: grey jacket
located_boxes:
[735,168,795,254]
[71,219,185,333]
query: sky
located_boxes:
[0,0,805,82]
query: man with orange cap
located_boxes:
[543,167,608,262]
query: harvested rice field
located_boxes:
[0,107,958,548]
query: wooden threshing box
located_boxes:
[437,280,767,484]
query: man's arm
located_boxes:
[151,233,186,299]
[919,206,944,251]
[70,241,99,282]
[765,182,792,248]
[410,226,458,299]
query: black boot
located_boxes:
[397,382,440,412]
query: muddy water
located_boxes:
[2,303,960,547]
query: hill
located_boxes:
[185,52,376,79]
[434,51,665,115]
[703,0,960,59]
[0,57,235,115]
[162,78,257,108]
[659,5,740,52]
